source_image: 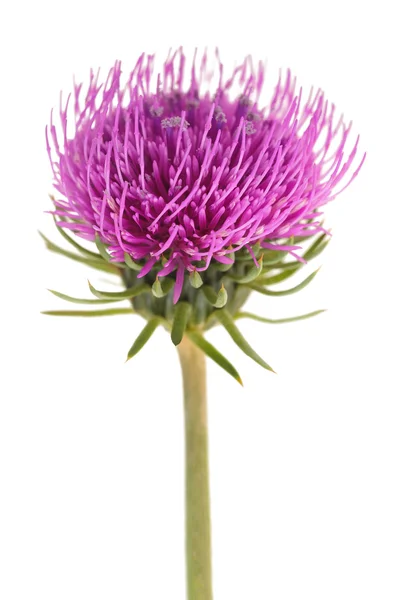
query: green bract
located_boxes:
[41,223,328,382]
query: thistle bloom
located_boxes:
[46,49,363,304]
[43,50,364,600]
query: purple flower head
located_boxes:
[47,49,364,304]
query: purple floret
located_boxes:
[47,48,364,303]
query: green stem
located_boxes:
[177,335,213,600]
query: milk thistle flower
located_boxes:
[42,48,364,600]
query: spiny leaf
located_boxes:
[202,284,228,308]
[250,268,320,297]
[53,216,101,259]
[88,281,150,300]
[171,302,192,346]
[189,269,203,289]
[152,276,175,298]
[41,308,134,317]
[39,232,119,274]
[213,309,275,372]
[187,331,243,385]
[234,309,327,324]
[94,234,112,262]
[126,318,161,361]
[124,252,143,271]
[48,289,122,305]
[227,255,263,283]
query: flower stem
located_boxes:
[177,335,213,600]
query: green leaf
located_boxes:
[171,302,192,346]
[189,270,203,289]
[39,231,120,274]
[95,234,112,262]
[186,331,243,385]
[88,281,150,300]
[53,216,101,259]
[234,309,327,324]
[126,318,161,361]
[213,309,275,372]
[124,252,143,271]
[151,276,175,298]
[41,308,134,317]
[227,255,263,283]
[48,289,123,305]
[202,284,228,308]
[250,268,320,297]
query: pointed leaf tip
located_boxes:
[202,284,228,308]
[48,289,121,305]
[234,309,327,324]
[214,309,276,373]
[251,267,320,297]
[228,254,263,283]
[40,231,119,273]
[187,331,243,385]
[41,308,134,317]
[189,269,203,289]
[88,280,150,300]
[152,276,175,298]
[126,318,161,361]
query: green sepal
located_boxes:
[171,302,192,346]
[250,268,320,297]
[94,234,112,262]
[214,253,235,272]
[186,331,243,385]
[235,244,263,262]
[189,269,203,289]
[39,232,119,274]
[152,276,175,298]
[48,289,122,305]
[234,309,327,324]
[126,318,161,361]
[227,255,263,283]
[261,250,288,266]
[202,284,228,308]
[124,252,143,271]
[213,309,275,372]
[53,217,101,260]
[88,281,150,300]
[41,308,134,317]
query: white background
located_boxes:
[0,0,403,598]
